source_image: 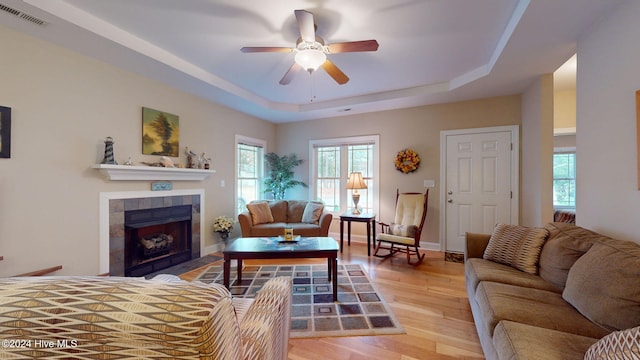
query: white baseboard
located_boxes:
[421,242,442,252]
[203,243,223,256]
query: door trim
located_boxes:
[439,125,520,250]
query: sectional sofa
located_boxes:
[465,222,640,359]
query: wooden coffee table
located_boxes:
[223,236,339,301]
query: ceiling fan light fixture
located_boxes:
[241,10,378,85]
[295,48,326,72]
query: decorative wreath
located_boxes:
[394,148,421,174]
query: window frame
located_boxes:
[552,147,576,210]
[235,135,266,216]
[309,135,380,215]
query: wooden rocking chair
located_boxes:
[374,189,429,265]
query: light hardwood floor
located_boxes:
[180,242,485,360]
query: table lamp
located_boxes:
[347,172,367,214]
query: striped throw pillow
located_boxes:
[483,224,549,274]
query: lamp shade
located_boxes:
[346,172,367,190]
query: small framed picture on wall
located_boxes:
[0,106,11,159]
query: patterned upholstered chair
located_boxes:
[0,275,292,359]
[374,189,429,265]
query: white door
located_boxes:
[441,126,519,253]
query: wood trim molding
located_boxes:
[15,265,62,276]
[553,127,576,136]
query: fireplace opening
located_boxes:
[124,204,192,277]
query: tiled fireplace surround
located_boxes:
[99,190,204,276]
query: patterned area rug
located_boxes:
[194,263,405,338]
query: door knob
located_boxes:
[447,198,453,203]
[448,190,453,195]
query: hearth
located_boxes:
[124,204,192,277]
[98,189,205,276]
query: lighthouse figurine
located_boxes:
[101,136,118,165]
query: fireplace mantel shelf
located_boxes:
[93,164,215,181]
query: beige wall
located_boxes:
[554,89,577,130]
[576,0,640,243]
[553,88,577,148]
[0,25,276,276]
[521,74,555,227]
[553,89,576,148]
[275,96,522,248]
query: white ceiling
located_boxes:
[0,0,619,123]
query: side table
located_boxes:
[339,213,376,256]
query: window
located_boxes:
[553,150,576,208]
[236,135,265,215]
[310,135,379,214]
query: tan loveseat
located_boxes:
[238,200,333,237]
[0,275,292,359]
[465,222,640,360]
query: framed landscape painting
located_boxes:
[0,106,11,158]
[142,107,179,157]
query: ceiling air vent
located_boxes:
[0,3,47,26]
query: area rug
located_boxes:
[194,263,405,338]
[144,254,223,279]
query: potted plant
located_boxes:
[213,215,234,241]
[264,152,307,200]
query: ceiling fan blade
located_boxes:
[241,46,293,53]
[295,9,316,42]
[327,40,379,53]
[279,62,302,85]
[321,60,349,85]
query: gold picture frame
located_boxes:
[142,107,179,157]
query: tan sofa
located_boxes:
[0,275,292,359]
[238,200,333,237]
[465,222,640,360]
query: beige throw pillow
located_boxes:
[562,239,640,332]
[483,224,549,275]
[584,326,640,360]
[246,201,274,225]
[389,223,417,238]
[301,201,324,224]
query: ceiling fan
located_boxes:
[240,9,379,85]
